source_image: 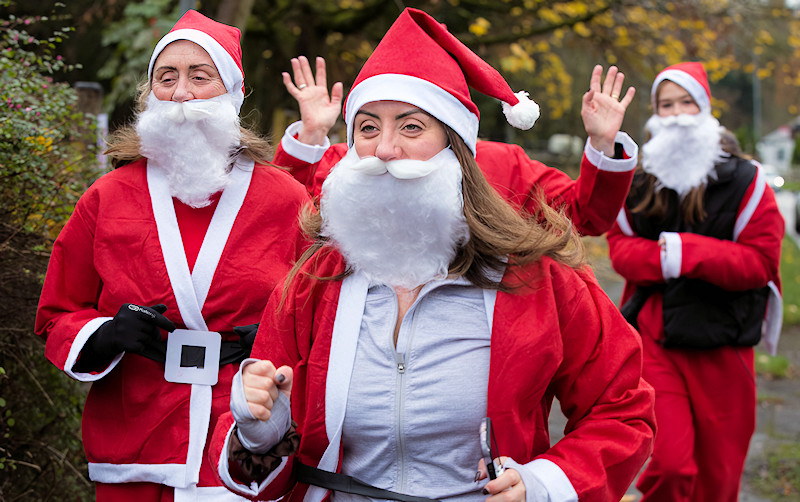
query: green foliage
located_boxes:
[97,0,180,110]
[755,350,791,379]
[751,442,800,500]
[780,235,800,326]
[794,134,800,167]
[0,2,97,499]
[0,327,91,500]
[0,0,100,240]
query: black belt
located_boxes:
[295,461,440,502]
[135,338,251,367]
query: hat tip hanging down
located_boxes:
[503,91,540,130]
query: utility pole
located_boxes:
[753,50,762,149]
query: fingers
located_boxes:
[589,64,603,92]
[289,55,316,90]
[144,304,176,332]
[281,71,298,96]
[242,360,290,421]
[601,66,619,96]
[331,81,344,106]
[619,85,636,108]
[273,365,294,398]
[314,56,327,88]
[483,467,524,499]
[475,458,488,481]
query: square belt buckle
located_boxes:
[164,329,222,386]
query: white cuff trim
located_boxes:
[616,209,634,237]
[762,281,783,356]
[659,231,682,280]
[65,317,121,382]
[504,457,578,502]
[280,121,331,164]
[584,132,638,173]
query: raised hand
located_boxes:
[282,55,344,146]
[581,65,636,156]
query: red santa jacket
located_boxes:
[274,134,637,236]
[607,161,784,353]
[211,249,656,501]
[35,158,310,489]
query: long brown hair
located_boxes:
[103,79,274,168]
[283,124,584,297]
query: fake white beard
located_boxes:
[642,113,728,197]
[320,147,470,289]
[136,93,241,207]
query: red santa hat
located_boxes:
[651,62,711,114]
[344,8,540,155]
[147,10,245,112]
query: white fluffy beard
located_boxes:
[642,113,728,197]
[320,148,470,289]
[136,92,241,207]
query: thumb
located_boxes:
[582,89,595,108]
[331,81,344,105]
[273,366,293,399]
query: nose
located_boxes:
[171,76,194,103]
[374,130,401,161]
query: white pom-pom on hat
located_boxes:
[344,8,542,156]
[503,91,540,130]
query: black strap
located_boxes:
[294,461,441,502]
[135,339,250,366]
[619,285,661,330]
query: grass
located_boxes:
[750,443,800,500]
[751,233,800,499]
[755,235,799,379]
[780,234,800,326]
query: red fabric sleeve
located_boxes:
[475,141,633,236]
[677,181,783,291]
[537,264,656,500]
[606,213,666,288]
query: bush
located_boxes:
[0,2,100,499]
[0,0,99,240]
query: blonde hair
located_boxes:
[283,124,584,298]
[104,78,274,168]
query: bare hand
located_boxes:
[477,457,526,501]
[242,360,293,421]
[581,64,635,155]
[282,55,344,146]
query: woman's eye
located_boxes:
[359,124,377,133]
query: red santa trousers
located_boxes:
[636,333,756,502]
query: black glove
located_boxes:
[73,303,176,372]
[220,323,259,366]
[233,323,259,353]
